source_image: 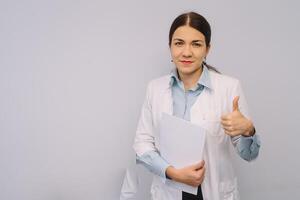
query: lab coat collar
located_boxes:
[167,65,212,91]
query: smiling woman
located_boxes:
[133,12,261,200]
[170,25,210,90]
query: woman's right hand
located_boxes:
[166,160,206,187]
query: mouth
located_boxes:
[180,60,194,64]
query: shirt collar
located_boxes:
[169,65,212,90]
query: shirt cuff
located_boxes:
[237,134,261,161]
[136,151,170,182]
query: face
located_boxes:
[170,25,210,77]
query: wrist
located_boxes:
[166,166,179,181]
[243,120,255,137]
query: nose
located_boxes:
[182,45,192,57]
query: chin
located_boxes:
[178,66,199,75]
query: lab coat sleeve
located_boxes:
[133,82,171,180]
[230,80,261,161]
[133,81,157,156]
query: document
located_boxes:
[159,113,206,195]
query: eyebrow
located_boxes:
[173,38,204,43]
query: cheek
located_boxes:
[171,48,181,59]
[194,50,207,60]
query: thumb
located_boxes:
[232,96,240,112]
[193,160,205,170]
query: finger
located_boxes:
[233,96,240,112]
[197,166,205,175]
[224,129,233,136]
[222,127,231,133]
[221,120,232,126]
[193,182,200,187]
[197,167,206,185]
[195,167,205,181]
[193,160,205,170]
[222,124,234,131]
[221,114,234,121]
[230,130,241,137]
[221,115,229,121]
[200,168,205,183]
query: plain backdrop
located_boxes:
[1,0,300,199]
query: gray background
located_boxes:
[1,0,299,199]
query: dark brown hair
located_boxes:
[169,12,219,73]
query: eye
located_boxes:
[174,41,184,46]
[192,43,202,47]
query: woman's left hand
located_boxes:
[221,96,255,137]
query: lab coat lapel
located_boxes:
[161,86,173,116]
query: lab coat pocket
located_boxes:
[151,183,181,200]
[220,178,239,200]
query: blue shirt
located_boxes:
[136,66,261,180]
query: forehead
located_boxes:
[173,25,205,41]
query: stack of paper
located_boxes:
[159,113,206,195]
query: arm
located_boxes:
[221,80,261,161]
[133,82,171,181]
[133,82,205,186]
[136,151,170,181]
[136,150,206,187]
[232,134,261,161]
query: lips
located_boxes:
[181,60,193,64]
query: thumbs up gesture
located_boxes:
[221,96,255,137]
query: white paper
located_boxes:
[159,113,206,195]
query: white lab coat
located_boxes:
[134,69,251,200]
[120,163,153,200]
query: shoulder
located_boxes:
[208,70,240,89]
[147,74,171,91]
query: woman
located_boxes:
[133,12,260,200]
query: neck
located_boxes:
[178,66,203,90]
